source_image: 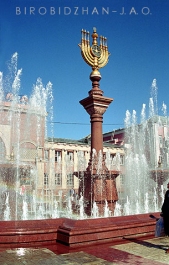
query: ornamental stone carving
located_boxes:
[86,105,108,116]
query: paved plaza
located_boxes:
[1,237,169,264]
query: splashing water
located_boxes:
[114,202,122,216]
[0,53,54,220]
[79,194,85,219]
[22,200,28,220]
[4,192,10,221]
[104,200,110,217]
[123,79,169,214]
[0,55,168,221]
[92,202,99,218]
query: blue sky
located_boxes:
[0,0,169,139]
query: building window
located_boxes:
[67,151,74,161]
[55,173,62,186]
[44,173,49,185]
[110,154,116,165]
[120,174,124,185]
[120,155,125,165]
[67,173,74,186]
[159,135,163,148]
[55,150,61,162]
[0,137,6,160]
[44,150,49,160]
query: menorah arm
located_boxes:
[84,45,95,66]
[98,50,106,66]
[78,40,110,70]
[81,53,93,68]
[98,50,110,69]
[79,43,95,68]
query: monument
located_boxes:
[0,32,158,248]
[78,28,119,216]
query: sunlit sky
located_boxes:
[0,0,169,139]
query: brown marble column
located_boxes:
[80,75,112,156]
[79,73,119,216]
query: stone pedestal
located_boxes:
[79,168,119,216]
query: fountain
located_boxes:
[0,52,54,221]
[0,51,118,222]
[56,29,159,246]
[0,31,160,247]
[123,79,169,214]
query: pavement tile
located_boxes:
[1,237,169,265]
[112,237,169,264]
[0,249,115,265]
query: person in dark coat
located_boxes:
[162,182,169,236]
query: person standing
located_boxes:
[162,182,169,236]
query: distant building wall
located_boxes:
[2,100,168,203]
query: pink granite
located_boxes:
[0,213,159,247]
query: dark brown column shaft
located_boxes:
[80,74,113,156]
[90,113,103,154]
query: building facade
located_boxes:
[1,98,169,206]
[0,100,124,203]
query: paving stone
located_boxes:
[1,237,169,265]
[112,237,169,264]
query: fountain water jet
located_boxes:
[0,55,167,222]
[123,79,169,214]
[0,53,54,221]
[0,50,162,246]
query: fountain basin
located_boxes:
[0,218,64,246]
[57,213,157,247]
[0,213,158,248]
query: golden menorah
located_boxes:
[78,27,110,77]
